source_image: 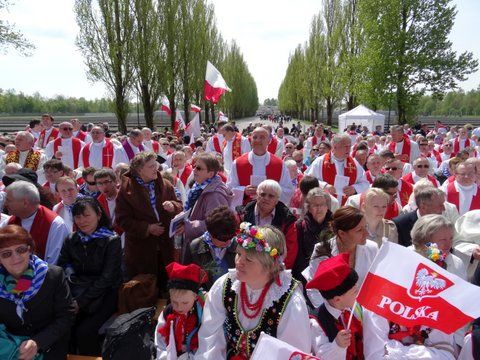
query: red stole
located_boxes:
[389,136,411,162]
[446,182,480,213]
[38,128,59,148]
[223,133,243,161]
[267,137,278,154]
[152,141,160,153]
[82,140,114,168]
[97,193,123,234]
[321,152,357,186]
[212,135,222,153]
[53,138,83,168]
[179,164,193,186]
[398,180,413,207]
[402,172,437,187]
[8,206,57,260]
[453,137,471,154]
[384,201,400,220]
[75,131,87,141]
[236,153,283,186]
[365,170,375,184]
[311,135,326,147]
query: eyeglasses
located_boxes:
[416,164,430,168]
[0,245,30,259]
[312,148,320,152]
[91,131,104,135]
[96,179,113,186]
[384,167,399,171]
[60,127,73,131]
[86,181,97,186]
[258,192,277,199]
[443,144,452,147]
[419,144,428,147]
[194,166,206,171]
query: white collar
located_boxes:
[324,300,343,319]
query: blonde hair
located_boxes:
[364,188,389,205]
[244,226,286,280]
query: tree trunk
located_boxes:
[326,98,333,126]
[115,86,127,134]
[347,94,356,110]
[211,103,215,123]
[141,85,154,130]
[205,102,210,124]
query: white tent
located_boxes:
[338,104,385,132]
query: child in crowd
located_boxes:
[307,253,364,359]
[155,262,208,360]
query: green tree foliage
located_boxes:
[417,88,480,117]
[0,0,35,55]
[263,98,278,106]
[358,0,478,124]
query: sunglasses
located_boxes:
[61,127,73,131]
[384,167,399,171]
[416,164,430,168]
[0,245,30,259]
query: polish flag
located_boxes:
[218,111,229,122]
[185,112,201,139]
[190,104,201,113]
[357,241,480,334]
[173,110,185,136]
[251,333,319,360]
[160,95,172,116]
[204,61,231,104]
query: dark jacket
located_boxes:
[392,210,418,247]
[243,200,298,269]
[57,232,122,313]
[115,170,183,279]
[0,265,75,360]
[183,234,237,290]
[292,210,332,282]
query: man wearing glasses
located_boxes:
[383,159,413,207]
[45,121,85,170]
[418,138,439,173]
[401,158,439,188]
[441,162,480,216]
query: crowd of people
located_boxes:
[0,113,480,359]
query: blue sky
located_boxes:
[0,0,478,102]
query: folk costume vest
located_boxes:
[389,136,411,163]
[222,277,298,359]
[5,150,41,171]
[8,205,57,260]
[311,304,363,360]
[53,137,83,169]
[82,140,114,168]
[38,127,59,148]
[446,182,480,213]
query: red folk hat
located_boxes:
[166,262,208,292]
[306,253,358,300]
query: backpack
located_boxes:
[102,306,156,360]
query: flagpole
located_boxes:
[346,300,357,330]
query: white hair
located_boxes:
[331,134,351,145]
[257,179,282,199]
[16,131,35,143]
[284,159,297,169]
[7,180,40,204]
[411,214,453,247]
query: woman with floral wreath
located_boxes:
[195,223,311,359]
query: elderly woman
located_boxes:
[116,152,183,290]
[0,225,74,359]
[360,188,398,247]
[195,223,311,359]
[242,179,298,269]
[57,197,121,355]
[175,153,233,259]
[183,205,238,290]
[292,188,333,282]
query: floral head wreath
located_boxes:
[236,222,279,260]
[425,242,447,269]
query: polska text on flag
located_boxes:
[356,241,480,334]
[204,61,231,104]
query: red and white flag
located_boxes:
[160,95,172,116]
[218,111,229,122]
[173,110,185,136]
[204,61,231,104]
[185,112,201,139]
[190,104,201,113]
[251,333,319,360]
[357,241,480,334]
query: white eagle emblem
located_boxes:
[414,268,446,297]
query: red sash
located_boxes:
[384,201,399,220]
[179,164,192,186]
[53,137,83,168]
[223,133,243,161]
[453,137,471,155]
[321,152,357,186]
[389,136,411,162]
[38,128,59,148]
[152,141,160,153]
[432,149,442,165]
[365,170,375,184]
[81,140,114,168]
[236,153,283,186]
[267,137,278,154]
[212,135,222,153]
[398,180,413,207]
[75,131,87,142]
[446,182,480,213]
[97,193,124,234]
[8,206,57,260]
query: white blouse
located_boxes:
[194,270,311,359]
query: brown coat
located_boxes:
[115,170,182,281]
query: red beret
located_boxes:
[306,253,352,291]
[166,262,208,286]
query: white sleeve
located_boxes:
[457,333,473,360]
[45,217,69,265]
[195,276,228,360]
[0,155,5,179]
[226,160,242,191]
[352,159,369,194]
[310,318,346,360]
[85,134,93,144]
[362,310,391,360]
[36,153,48,185]
[45,141,54,159]
[113,147,129,168]
[278,162,294,205]
[303,138,312,157]
[304,156,319,178]
[155,311,169,360]
[78,146,86,169]
[241,137,251,154]
[410,142,421,164]
[276,287,311,353]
